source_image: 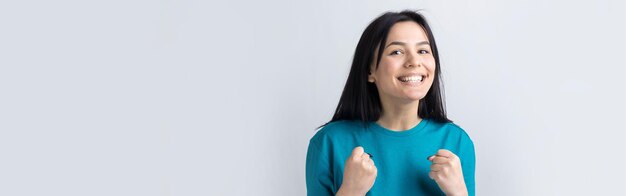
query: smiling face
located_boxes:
[368,21,436,103]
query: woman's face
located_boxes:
[368,21,436,103]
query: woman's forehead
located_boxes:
[386,21,429,45]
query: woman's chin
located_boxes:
[403,93,426,101]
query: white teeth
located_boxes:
[399,75,424,82]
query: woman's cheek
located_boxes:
[425,58,436,70]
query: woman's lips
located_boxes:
[397,74,426,86]
[397,75,424,82]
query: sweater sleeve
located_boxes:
[305,137,335,196]
[459,132,476,196]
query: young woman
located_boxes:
[306,11,475,196]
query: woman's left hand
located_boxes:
[428,149,468,196]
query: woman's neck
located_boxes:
[376,99,422,131]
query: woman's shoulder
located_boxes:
[310,120,364,143]
[427,119,473,141]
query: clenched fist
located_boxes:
[428,149,468,196]
[337,146,377,196]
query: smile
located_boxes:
[396,74,427,86]
[397,75,424,82]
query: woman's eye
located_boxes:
[390,50,403,55]
[418,50,430,54]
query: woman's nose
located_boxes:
[405,53,422,68]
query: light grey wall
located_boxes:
[2,0,625,195]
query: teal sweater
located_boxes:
[305,119,475,196]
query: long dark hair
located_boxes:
[323,10,451,128]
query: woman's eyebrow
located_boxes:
[385,41,430,49]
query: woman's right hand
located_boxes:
[337,146,377,196]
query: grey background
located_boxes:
[1,0,625,195]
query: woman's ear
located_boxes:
[368,54,378,83]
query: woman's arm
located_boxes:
[305,140,334,196]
